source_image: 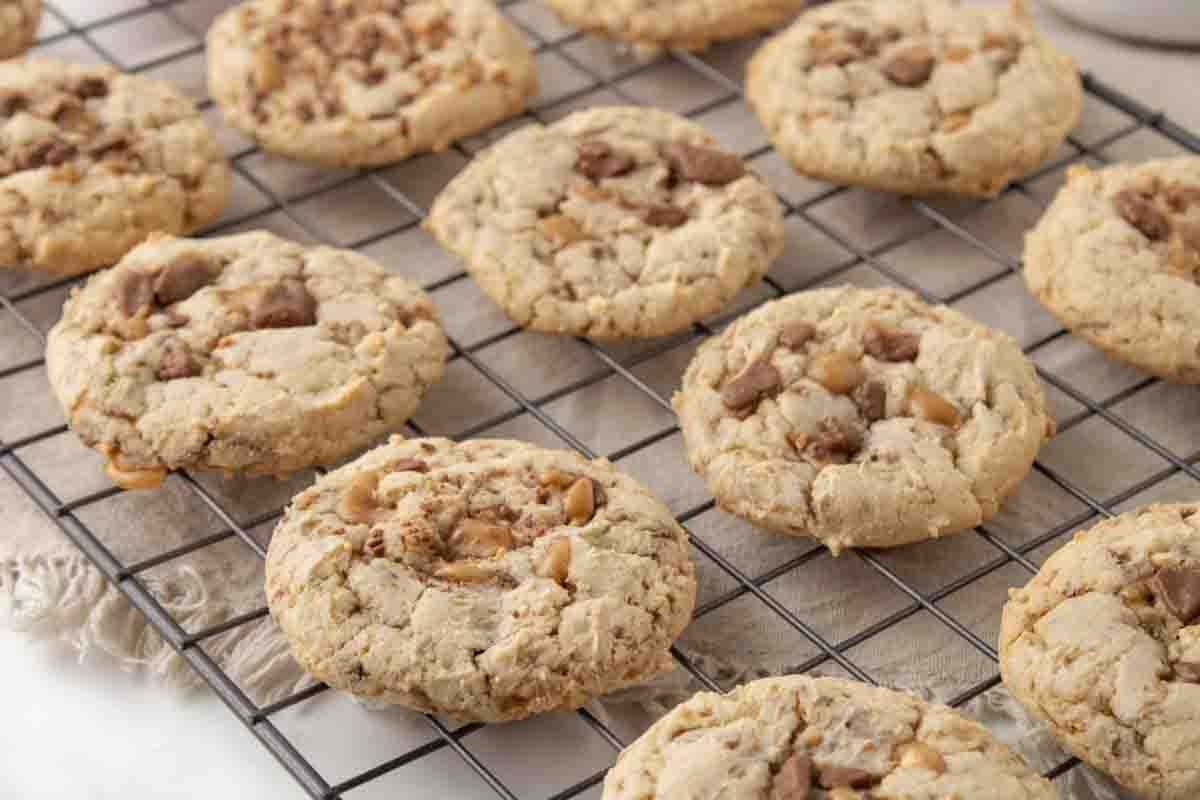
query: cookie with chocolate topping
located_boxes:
[426,106,785,339]
[673,286,1051,552]
[46,231,448,489]
[206,0,536,166]
[1024,157,1200,383]
[745,0,1081,196]
[603,674,1055,800]
[0,58,228,275]
[265,436,696,721]
[1001,503,1200,800]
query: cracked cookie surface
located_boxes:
[265,436,696,721]
[46,231,448,489]
[0,0,40,59]
[672,286,1051,552]
[206,0,536,167]
[426,106,785,339]
[602,675,1055,800]
[1024,157,1200,383]
[540,0,807,51]
[1000,504,1200,800]
[0,58,228,275]
[745,0,1080,197]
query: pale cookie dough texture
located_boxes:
[603,675,1056,800]
[673,286,1051,552]
[206,0,536,167]
[0,59,228,276]
[265,436,697,721]
[746,0,1081,197]
[0,0,40,59]
[1001,504,1200,800]
[540,0,808,51]
[1024,157,1200,383]
[46,231,448,490]
[427,106,785,339]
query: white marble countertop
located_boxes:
[1,2,1197,799]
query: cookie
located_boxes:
[0,0,40,59]
[46,231,448,490]
[1000,504,1200,800]
[540,0,807,52]
[265,436,697,721]
[206,0,536,167]
[672,286,1052,552]
[745,0,1081,197]
[603,674,1055,799]
[426,106,785,339]
[0,59,228,276]
[1024,157,1200,383]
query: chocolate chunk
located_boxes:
[779,321,816,350]
[770,753,813,800]
[883,45,935,86]
[1150,565,1200,624]
[87,131,130,158]
[18,140,77,170]
[721,357,782,412]
[117,271,155,317]
[643,204,689,228]
[812,45,859,67]
[73,76,109,99]
[393,458,428,473]
[855,380,887,422]
[153,258,217,306]
[863,322,920,362]
[249,278,318,330]
[0,92,26,117]
[1113,189,1170,241]
[663,142,746,185]
[575,140,635,180]
[157,338,199,381]
[1165,183,1200,213]
[165,309,190,328]
[1175,661,1200,683]
[808,418,862,464]
[817,765,874,789]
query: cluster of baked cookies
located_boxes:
[5,0,1200,797]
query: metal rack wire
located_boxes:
[3,1,1199,797]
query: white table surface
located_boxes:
[2,2,1197,799]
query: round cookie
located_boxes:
[426,106,785,339]
[1023,157,1200,383]
[46,231,448,490]
[672,286,1052,552]
[745,0,1081,197]
[0,59,228,276]
[540,0,807,52]
[1000,504,1200,800]
[603,675,1056,799]
[265,436,697,721]
[0,0,40,59]
[206,0,536,167]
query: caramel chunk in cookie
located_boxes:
[770,753,812,800]
[907,386,961,427]
[1113,188,1170,241]
[664,142,746,185]
[883,44,934,86]
[537,537,571,583]
[1150,565,1200,624]
[153,258,217,305]
[575,140,635,180]
[863,321,920,362]
[249,278,317,329]
[722,357,782,411]
[808,352,863,395]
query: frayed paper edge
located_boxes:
[0,553,311,705]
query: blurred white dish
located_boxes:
[1041,0,1200,46]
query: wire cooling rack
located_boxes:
[3,1,1200,797]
